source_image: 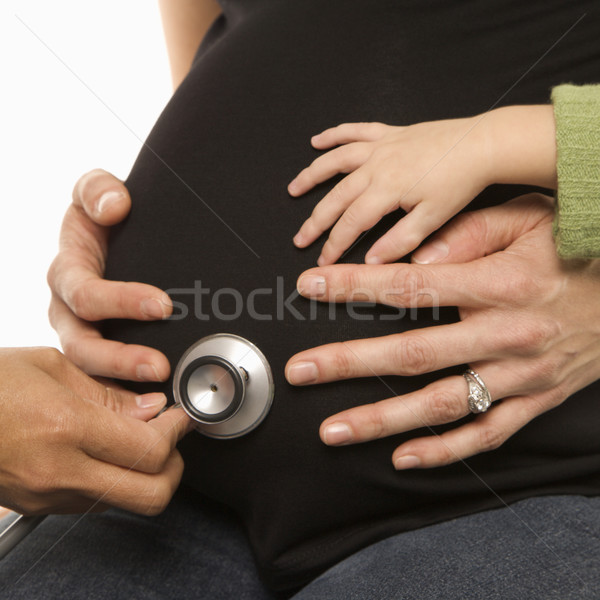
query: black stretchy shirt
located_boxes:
[104,0,600,593]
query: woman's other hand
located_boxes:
[47,169,172,381]
[0,347,193,515]
[286,194,600,468]
[288,107,556,265]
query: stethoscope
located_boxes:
[0,333,274,559]
[173,333,274,438]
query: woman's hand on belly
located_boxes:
[286,194,600,469]
[47,169,172,381]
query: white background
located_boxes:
[0,1,171,348]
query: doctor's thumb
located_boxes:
[93,383,167,422]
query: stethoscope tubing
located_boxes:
[0,514,45,561]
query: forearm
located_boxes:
[158,0,222,90]
[483,105,558,189]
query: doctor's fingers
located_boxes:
[49,292,170,382]
[29,346,167,422]
[79,447,184,516]
[14,490,110,516]
[79,402,192,476]
[73,168,132,226]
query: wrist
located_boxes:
[482,105,558,189]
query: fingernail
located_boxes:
[135,393,167,409]
[323,422,352,445]
[96,190,124,216]
[293,232,306,246]
[297,274,326,296]
[365,255,383,265]
[136,363,161,382]
[317,255,326,267]
[394,455,421,470]
[286,361,318,385]
[140,298,169,319]
[311,134,322,144]
[288,179,299,194]
[412,241,449,264]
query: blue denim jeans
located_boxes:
[1,491,598,599]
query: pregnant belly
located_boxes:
[103,1,600,592]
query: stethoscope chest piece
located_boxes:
[173,334,274,439]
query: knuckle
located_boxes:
[396,231,422,253]
[67,281,94,320]
[365,402,390,439]
[100,387,120,414]
[338,206,365,233]
[368,122,386,136]
[27,475,56,496]
[389,267,427,306]
[37,346,66,370]
[310,202,331,228]
[27,461,62,495]
[343,143,365,166]
[545,385,568,409]
[340,266,363,295]
[139,480,171,516]
[370,144,389,161]
[60,335,86,368]
[47,301,58,330]
[510,269,542,302]
[103,345,131,379]
[502,319,556,355]
[146,437,171,473]
[330,345,356,379]
[423,389,463,424]
[510,271,534,298]
[328,178,349,209]
[46,257,60,290]
[432,445,456,467]
[527,356,562,386]
[478,425,506,452]
[391,335,436,375]
[171,451,184,479]
[484,268,531,304]
[374,161,399,191]
[455,211,487,247]
[53,405,80,445]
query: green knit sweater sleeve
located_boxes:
[551,83,600,258]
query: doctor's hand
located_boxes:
[285,194,600,468]
[0,347,193,516]
[47,169,172,381]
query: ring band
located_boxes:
[463,369,492,413]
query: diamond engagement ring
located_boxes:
[463,369,492,413]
